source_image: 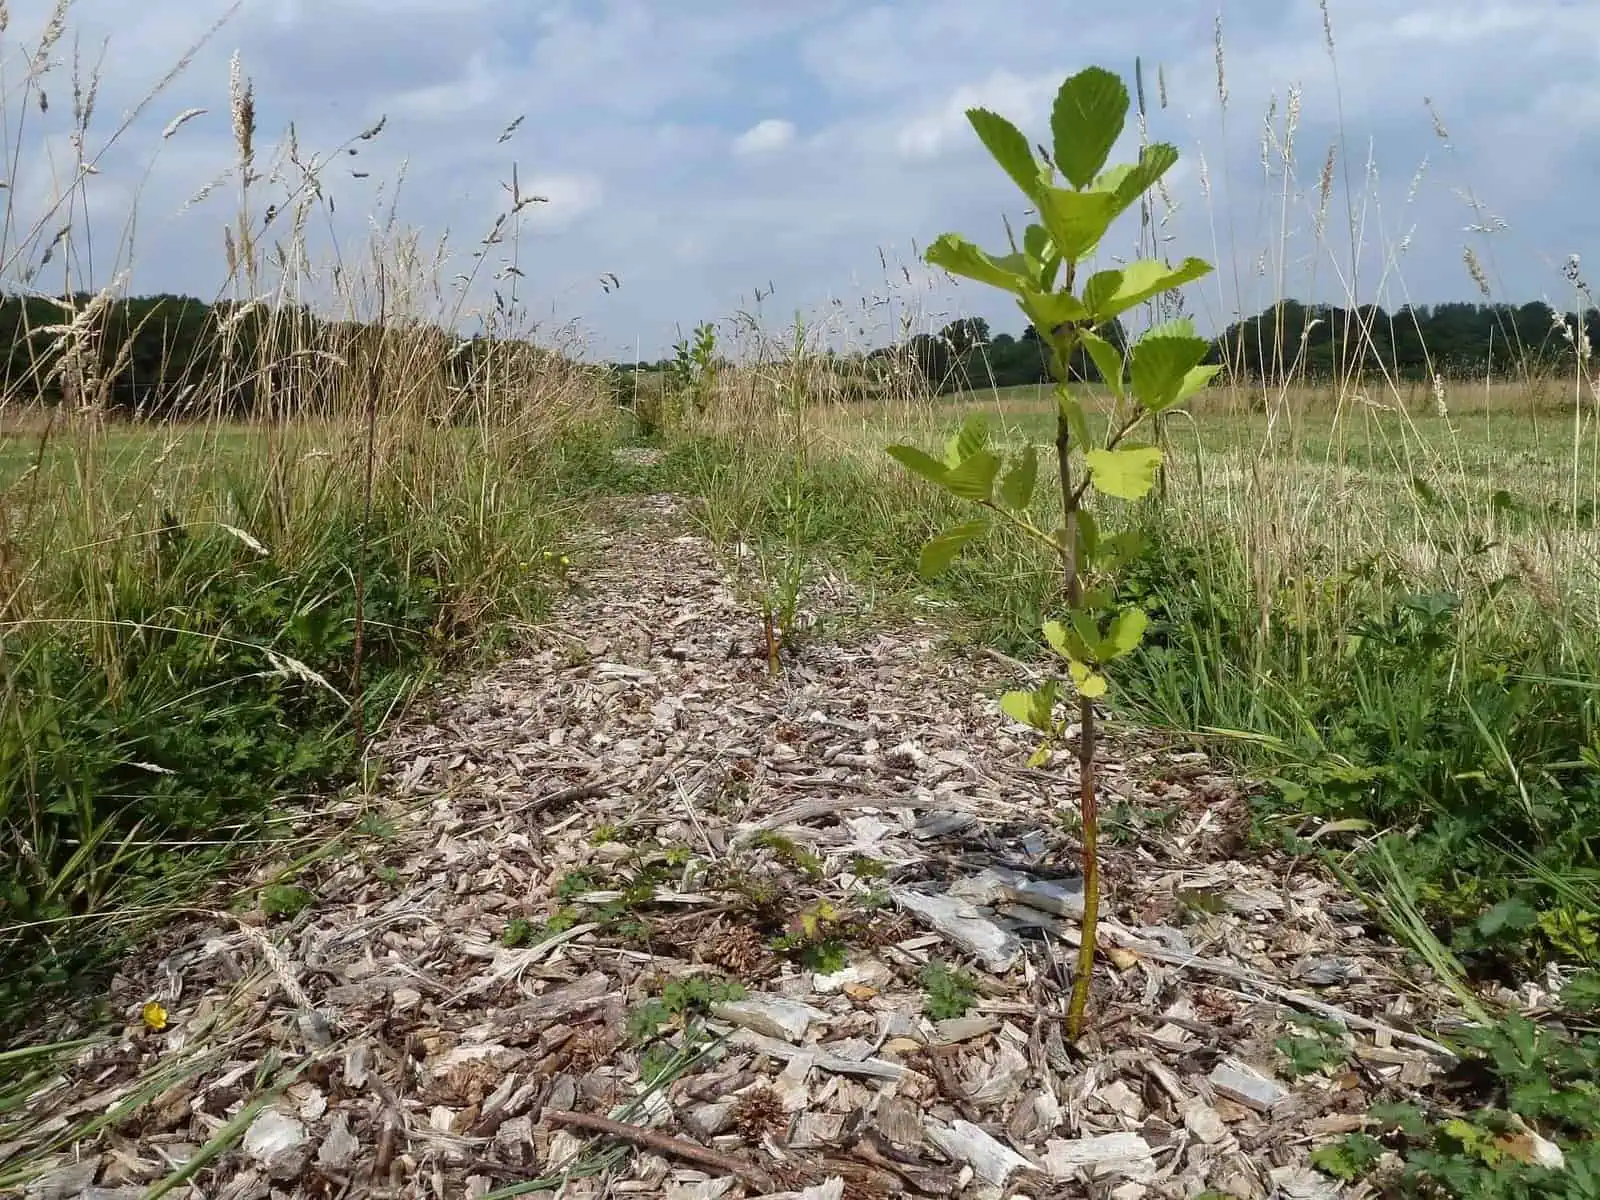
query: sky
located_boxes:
[3,0,1598,360]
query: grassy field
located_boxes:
[656,374,1600,984]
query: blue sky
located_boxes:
[4,0,1598,359]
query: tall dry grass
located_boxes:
[0,6,619,1028]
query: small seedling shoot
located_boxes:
[886,64,1218,1036]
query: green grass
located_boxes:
[656,394,1600,979]
[0,414,650,1038]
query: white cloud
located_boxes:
[520,173,603,230]
[733,118,796,156]
[894,70,1055,160]
[0,0,1594,359]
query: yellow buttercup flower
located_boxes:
[141,1000,169,1032]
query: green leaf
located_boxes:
[1097,529,1145,569]
[1069,609,1105,657]
[1000,684,1056,731]
[1105,606,1148,657]
[1042,619,1093,662]
[944,450,1001,502]
[886,444,951,486]
[1050,67,1128,190]
[1034,186,1118,263]
[1021,289,1091,339]
[919,519,988,577]
[1079,330,1124,397]
[1092,142,1180,210]
[965,107,1044,200]
[1082,257,1213,323]
[1076,508,1101,562]
[1056,388,1093,449]
[1022,224,1060,289]
[1478,897,1538,937]
[999,443,1039,510]
[925,233,1027,294]
[1128,320,1214,412]
[1085,445,1163,500]
[1173,364,1223,406]
[1068,659,1108,699]
[1561,969,1600,1014]
[946,413,989,467]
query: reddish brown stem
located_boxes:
[1067,692,1099,1037]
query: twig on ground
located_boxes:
[543,1109,777,1190]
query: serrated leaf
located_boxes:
[1056,388,1093,449]
[1034,186,1119,263]
[1105,606,1148,657]
[1051,67,1128,190]
[1079,329,1124,396]
[886,444,951,486]
[1082,257,1213,323]
[966,107,1044,200]
[946,412,989,467]
[1022,224,1058,287]
[1085,445,1163,500]
[999,443,1038,510]
[1561,969,1600,1014]
[1076,509,1101,564]
[1021,288,1091,337]
[1477,897,1538,937]
[925,233,1027,294]
[944,449,1001,502]
[919,519,988,577]
[1000,686,1055,731]
[1093,142,1180,210]
[1129,321,1214,412]
[1173,363,1223,406]
[1068,659,1108,698]
[1042,619,1093,662]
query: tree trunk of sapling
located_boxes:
[1054,403,1100,1038]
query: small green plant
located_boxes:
[1275,1016,1350,1077]
[667,321,720,419]
[919,960,979,1020]
[555,869,600,900]
[770,899,850,972]
[1324,1017,1600,1195]
[1309,1134,1385,1183]
[754,830,826,881]
[259,884,315,920]
[757,487,812,677]
[886,64,1217,1036]
[848,855,887,880]
[626,974,746,1044]
[501,917,535,948]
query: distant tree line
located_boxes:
[0,290,562,419]
[1208,299,1600,382]
[611,300,1600,398]
[5,289,1596,418]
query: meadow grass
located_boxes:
[0,9,637,1035]
[655,368,1600,978]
